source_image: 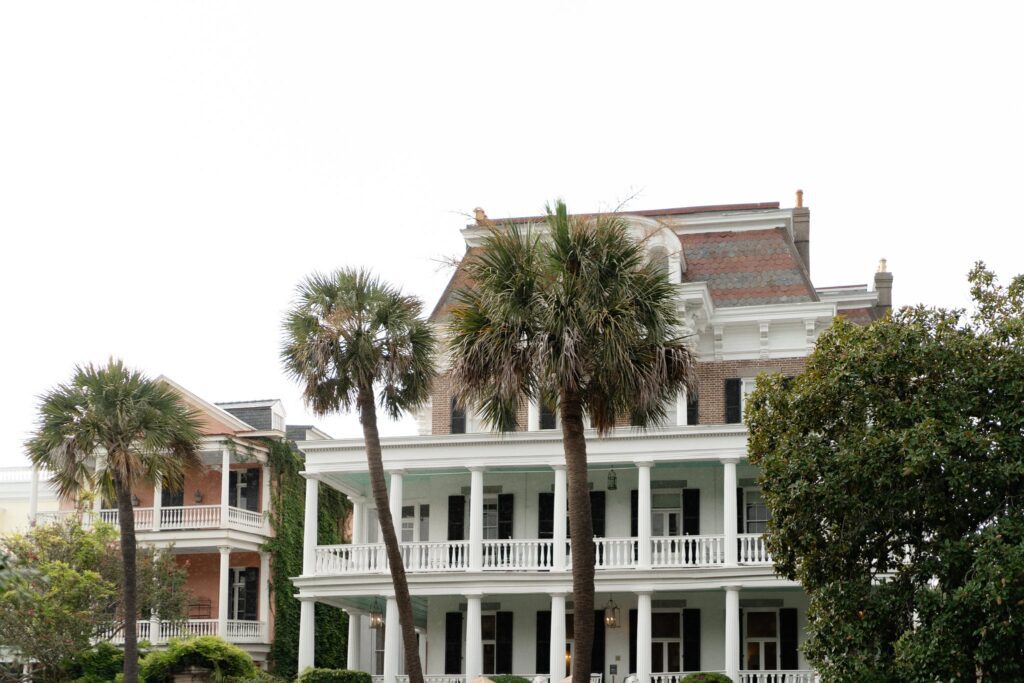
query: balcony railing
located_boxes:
[36,506,267,533]
[100,619,266,645]
[387,675,604,683]
[313,534,772,576]
[740,672,819,683]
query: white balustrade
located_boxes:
[594,537,638,569]
[739,671,819,683]
[99,620,152,644]
[481,539,555,570]
[226,506,265,531]
[651,535,725,567]
[315,543,387,574]
[225,620,266,642]
[160,619,220,640]
[161,505,221,529]
[738,533,773,564]
[423,677,466,683]
[402,541,470,571]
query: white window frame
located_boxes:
[744,608,780,671]
[373,624,385,674]
[481,497,499,540]
[481,611,498,674]
[651,608,684,673]
[234,471,250,510]
[740,377,757,422]
[401,502,430,543]
[651,489,682,538]
[228,567,247,621]
[742,487,770,534]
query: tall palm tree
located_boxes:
[282,269,436,682]
[26,359,203,683]
[448,200,696,683]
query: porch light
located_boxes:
[369,599,384,630]
[131,494,140,507]
[607,469,617,491]
[604,597,620,628]
[194,490,204,504]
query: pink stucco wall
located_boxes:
[177,550,272,634]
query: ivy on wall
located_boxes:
[265,440,351,678]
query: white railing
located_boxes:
[649,674,688,683]
[226,506,265,531]
[402,541,470,571]
[651,535,725,567]
[99,620,152,644]
[225,619,266,642]
[159,619,219,640]
[161,505,221,529]
[34,510,78,524]
[740,671,818,683]
[82,506,267,534]
[316,543,387,574]
[738,533,772,564]
[595,537,638,568]
[482,539,555,570]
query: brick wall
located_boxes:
[431,373,528,434]
[694,357,807,424]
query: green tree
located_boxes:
[0,517,189,681]
[447,200,695,683]
[747,264,1024,682]
[282,269,436,683]
[25,360,203,683]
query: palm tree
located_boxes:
[282,269,436,682]
[448,200,696,683]
[26,359,203,683]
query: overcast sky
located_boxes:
[2,2,1021,466]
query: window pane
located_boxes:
[653,493,679,509]
[481,614,496,640]
[402,506,414,518]
[652,514,665,536]
[746,642,760,670]
[651,642,663,673]
[668,513,679,536]
[483,644,495,674]
[765,642,778,670]
[652,612,680,638]
[667,642,681,672]
[747,611,777,638]
[565,613,574,639]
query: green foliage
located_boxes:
[489,675,532,683]
[680,674,731,683]
[264,440,349,677]
[0,518,188,680]
[138,637,256,682]
[747,263,1024,682]
[67,642,124,683]
[296,669,372,683]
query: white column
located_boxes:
[259,551,271,636]
[383,596,401,683]
[297,598,315,672]
[552,465,567,571]
[218,546,231,637]
[346,611,361,671]
[723,458,739,566]
[152,478,162,531]
[636,592,652,680]
[528,399,541,431]
[468,467,484,571]
[220,446,231,526]
[725,586,740,682]
[676,388,688,426]
[549,593,567,680]
[389,470,404,535]
[28,466,39,524]
[351,497,366,544]
[466,594,483,682]
[637,462,652,570]
[302,476,320,574]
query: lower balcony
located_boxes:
[101,619,267,645]
[312,535,771,576]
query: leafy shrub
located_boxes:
[68,642,124,682]
[680,674,732,683]
[139,636,257,682]
[232,671,287,683]
[297,669,372,683]
[490,676,532,683]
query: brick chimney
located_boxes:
[792,190,810,274]
[874,258,893,317]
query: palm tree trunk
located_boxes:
[115,478,139,683]
[560,393,594,683]
[358,385,424,683]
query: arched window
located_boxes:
[450,397,466,434]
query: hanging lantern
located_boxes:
[607,469,618,491]
[369,598,384,630]
[604,597,621,628]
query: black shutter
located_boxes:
[725,378,743,423]
[538,492,554,539]
[630,490,638,537]
[737,488,745,534]
[591,610,605,675]
[738,608,744,669]
[540,402,557,430]
[228,470,238,507]
[245,468,260,512]
[243,568,258,621]
[447,496,465,541]
[450,397,466,434]
[495,611,513,673]
[687,392,699,425]
[445,611,463,674]
[498,494,514,539]
[682,488,700,535]
[227,570,235,618]
[536,610,551,673]
[780,608,799,670]
[683,608,701,671]
[590,491,606,538]
[628,608,637,674]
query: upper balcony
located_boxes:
[38,504,266,535]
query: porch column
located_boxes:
[28,466,39,524]
[217,546,231,637]
[383,596,401,683]
[724,585,740,682]
[466,594,483,682]
[637,462,652,570]
[152,478,162,531]
[259,551,271,637]
[351,496,366,544]
[549,593,566,680]
[389,470,404,536]
[528,399,540,431]
[346,610,361,671]
[303,476,319,574]
[636,592,652,681]
[676,388,688,426]
[220,446,231,526]
[297,598,315,671]
[552,465,567,571]
[722,458,739,566]
[468,467,484,571]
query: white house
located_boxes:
[292,197,893,683]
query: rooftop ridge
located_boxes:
[471,202,782,226]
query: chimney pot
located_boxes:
[796,189,804,208]
[473,207,488,225]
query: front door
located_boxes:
[651,611,682,673]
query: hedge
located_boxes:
[490,676,533,683]
[138,636,256,682]
[680,674,732,683]
[297,668,373,683]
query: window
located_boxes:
[744,490,770,533]
[401,504,430,542]
[745,610,779,671]
[229,568,247,620]
[227,567,257,621]
[374,624,385,674]
[450,397,466,434]
[540,401,557,430]
[652,611,682,673]
[652,491,681,537]
[482,613,497,674]
[725,379,743,423]
[482,499,499,540]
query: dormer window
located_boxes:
[450,397,466,434]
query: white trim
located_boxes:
[156,376,254,432]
